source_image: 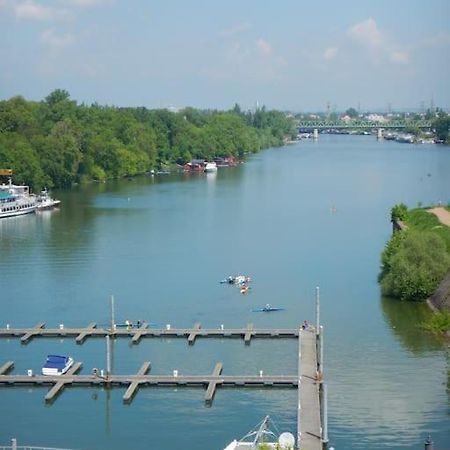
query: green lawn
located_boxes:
[406,208,450,252]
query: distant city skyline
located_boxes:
[1,0,449,111]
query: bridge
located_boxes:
[296,120,432,130]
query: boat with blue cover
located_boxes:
[42,355,74,376]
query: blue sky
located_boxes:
[1,0,449,111]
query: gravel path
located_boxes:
[428,207,450,227]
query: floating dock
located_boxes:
[0,322,298,345]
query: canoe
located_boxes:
[252,307,285,312]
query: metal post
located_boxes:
[297,328,302,449]
[315,286,320,335]
[110,295,115,331]
[11,438,17,450]
[424,435,433,450]
[319,325,324,376]
[323,384,329,444]
[106,335,111,378]
[297,328,302,448]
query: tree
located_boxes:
[390,203,408,222]
[432,113,450,142]
[380,231,450,301]
[345,107,358,118]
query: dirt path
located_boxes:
[428,207,450,227]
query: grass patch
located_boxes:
[421,311,450,334]
[406,208,450,252]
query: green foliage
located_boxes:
[432,113,450,142]
[380,231,450,301]
[390,203,408,222]
[421,311,450,334]
[345,107,358,118]
[0,91,295,190]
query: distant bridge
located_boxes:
[296,120,432,130]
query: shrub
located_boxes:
[380,231,450,301]
[390,203,408,222]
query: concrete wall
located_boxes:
[427,270,450,312]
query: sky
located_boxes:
[1,0,449,112]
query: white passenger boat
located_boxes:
[0,178,37,219]
[42,355,74,376]
[223,416,295,450]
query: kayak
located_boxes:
[252,307,285,312]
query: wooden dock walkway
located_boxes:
[299,329,322,450]
[0,361,297,405]
[0,323,298,345]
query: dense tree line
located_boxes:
[0,90,296,190]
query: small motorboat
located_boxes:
[252,304,285,312]
[42,354,74,376]
[220,275,251,285]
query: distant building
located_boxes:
[365,114,387,123]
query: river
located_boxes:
[0,135,449,449]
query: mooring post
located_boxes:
[106,335,111,379]
[110,295,115,331]
[11,438,17,450]
[297,328,302,449]
[315,286,320,335]
[424,435,434,450]
[322,383,329,445]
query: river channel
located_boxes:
[0,135,449,449]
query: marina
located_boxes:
[0,327,324,450]
[1,137,449,449]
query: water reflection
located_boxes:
[380,296,442,353]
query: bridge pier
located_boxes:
[377,128,383,140]
[313,129,319,140]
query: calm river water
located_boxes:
[1,135,449,449]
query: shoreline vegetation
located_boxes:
[380,203,450,335]
[0,90,296,191]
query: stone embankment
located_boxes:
[427,207,450,312]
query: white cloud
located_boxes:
[201,37,287,85]
[390,50,409,64]
[15,0,54,20]
[256,38,272,56]
[219,22,251,38]
[348,18,383,48]
[423,32,450,48]
[323,47,338,60]
[41,29,75,53]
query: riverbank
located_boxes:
[387,205,450,335]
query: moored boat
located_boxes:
[0,177,37,219]
[36,188,61,210]
[204,161,218,172]
[42,355,74,376]
[223,416,295,450]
